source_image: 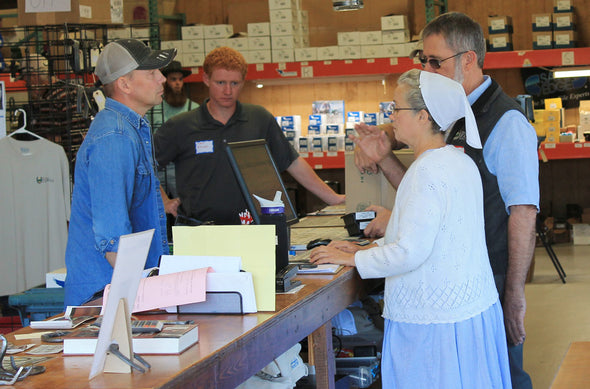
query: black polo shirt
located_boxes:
[154,99,299,224]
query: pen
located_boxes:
[163,320,194,325]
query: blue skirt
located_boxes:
[381,300,511,388]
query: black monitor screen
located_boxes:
[225,139,298,225]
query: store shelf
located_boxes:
[301,151,345,169]
[183,47,590,84]
[302,142,590,170]
[4,47,590,91]
[0,73,26,91]
[484,47,590,69]
[539,142,590,160]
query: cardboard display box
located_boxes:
[488,15,513,34]
[18,0,120,26]
[344,150,414,214]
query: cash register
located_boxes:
[225,139,301,292]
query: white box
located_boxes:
[573,223,590,245]
[347,111,365,123]
[248,22,270,36]
[227,37,249,51]
[46,268,67,288]
[182,39,205,54]
[381,15,409,30]
[309,114,327,126]
[294,33,309,48]
[268,0,299,9]
[270,8,296,23]
[249,36,272,50]
[317,46,340,61]
[204,24,234,39]
[183,52,206,67]
[360,31,383,45]
[295,47,317,61]
[279,115,302,130]
[131,27,150,38]
[205,38,228,52]
[339,45,362,59]
[271,35,295,50]
[337,31,361,46]
[382,29,410,44]
[160,40,182,51]
[271,22,296,36]
[248,50,272,63]
[182,25,204,40]
[272,48,295,62]
[384,43,413,58]
[108,28,131,40]
[361,44,385,58]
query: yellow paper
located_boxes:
[173,225,276,311]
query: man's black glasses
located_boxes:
[419,51,468,69]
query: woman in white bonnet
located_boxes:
[310,69,511,388]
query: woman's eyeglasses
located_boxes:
[418,51,469,69]
[388,101,418,116]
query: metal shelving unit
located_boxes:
[1,23,158,166]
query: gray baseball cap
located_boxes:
[95,39,176,85]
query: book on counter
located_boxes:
[63,323,199,355]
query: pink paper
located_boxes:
[103,267,212,313]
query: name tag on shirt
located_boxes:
[195,140,214,154]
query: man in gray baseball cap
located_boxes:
[64,39,176,306]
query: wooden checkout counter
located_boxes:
[2,214,370,389]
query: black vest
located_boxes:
[446,79,525,277]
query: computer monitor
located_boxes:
[225,139,299,226]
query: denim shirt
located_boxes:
[64,98,168,307]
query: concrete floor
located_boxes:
[525,243,590,388]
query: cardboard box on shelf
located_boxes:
[532,13,553,31]
[554,0,574,12]
[339,45,362,60]
[553,12,576,30]
[381,15,408,31]
[487,15,513,34]
[203,24,233,39]
[0,8,18,28]
[18,0,119,25]
[294,47,317,62]
[381,29,410,44]
[487,33,513,51]
[554,30,576,48]
[532,31,553,50]
[316,46,340,61]
[247,50,272,64]
[359,31,383,45]
[337,31,361,46]
[248,22,270,37]
[182,25,204,40]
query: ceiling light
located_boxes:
[332,0,364,11]
[256,83,264,88]
[553,67,590,79]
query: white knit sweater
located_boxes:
[355,145,498,324]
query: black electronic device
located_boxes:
[307,238,332,250]
[225,139,298,226]
[226,139,299,275]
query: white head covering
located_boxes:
[419,71,482,149]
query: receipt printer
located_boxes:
[341,211,376,236]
